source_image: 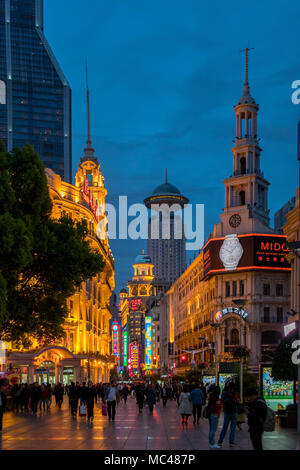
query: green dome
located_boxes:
[135,253,152,264]
[152,183,181,196]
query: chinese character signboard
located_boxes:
[129,342,139,371]
[123,331,128,366]
[111,322,119,357]
[145,317,152,369]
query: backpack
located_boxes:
[257,399,276,432]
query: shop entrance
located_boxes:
[35,361,56,384]
[63,367,74,385]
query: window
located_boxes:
[225,282,230,297]
[232,281,237,297]
[240,280,244,296]
[263,284,271,296]
[277,308,283,323]
[276,284,283,297]
[263,307,270,323]
[231,329,239,345]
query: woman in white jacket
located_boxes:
[178,384,193,425]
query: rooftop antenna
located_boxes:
[86,59,91,145]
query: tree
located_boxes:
[0,143,105,346]
[272,330,298,382]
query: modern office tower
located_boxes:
[274,197,296,232]
[144,172,189,292]
[0,0,72,182]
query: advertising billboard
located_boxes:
[123,331,128,366]
[262,367,294,401]
[111,321,119,356]
[129,342,139,371]
[203,234,290,278]
[145,317,152,369]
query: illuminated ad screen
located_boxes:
[262,367,294,400]
[130,299,142,311]
[218,374,236,393]
[129,342,139,370]
[203,375,216,386]
[123,331,128,366]
[111,322,119,356]
[203,234,290,278]
[145,317,152,369]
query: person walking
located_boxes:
[162,385,168,408]
[30,383,41,415]
[105,382,120,421]
[54,383,64,409]
[207,385,222,449]
[68,382,79,417]
[218,382,238,448]
[86,381,96,422]
[190,383,204,425]
[246,388,267,451]
[0,382,7,431]
[39,384,48,412]
[178,384,193,426]
[136,385,145,413]
[122,385,129,404]
[146,384,156,413]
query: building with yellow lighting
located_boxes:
[5,118,115,385]
[119,251,157,374]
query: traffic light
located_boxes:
[181,355,186,362]
[153,356,157,365]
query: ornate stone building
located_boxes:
[5,94,115,385]
[160,52,291,376]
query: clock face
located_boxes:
[229,214,242,228]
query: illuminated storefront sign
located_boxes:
[145,317,152,369]
[130,299,142,311]
[129,342,139,370]
[203,234,290,278]
[123,331,128,366]
[216,307,248,321]
[111,322,119,356]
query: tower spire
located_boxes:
[240,46,254,94]
[165,168,168,184]
[86,60,91,145]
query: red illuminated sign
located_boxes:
[203,234,291,278]
[130,299,142,311]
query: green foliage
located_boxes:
[272,330,298,382]
[0,143,105,345]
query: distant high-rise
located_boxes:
[274,197,296,232]
[0,0,72,182]
[144,172,189,292]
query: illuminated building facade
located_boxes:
[160,52,291,375]
[0,0,72,182]
[144,172,189,293]
[119,252,156,373]
[283,187,299,323]
[6,97,115,384]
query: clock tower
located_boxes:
[213,49,274,237]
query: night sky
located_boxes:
[45,0,299,294]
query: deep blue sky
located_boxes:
[45,0,299,294]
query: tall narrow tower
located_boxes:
[144,172,189,292]
[214,48,273,237]
[0,0,72,182]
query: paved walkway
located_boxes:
[0,396,299,450]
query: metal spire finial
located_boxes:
[240,46,254,93]
[86,59,91,145]
[165,168,168,184]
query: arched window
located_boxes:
[240,157,246,174]
[239,190,246,206]
[230,329,239,345]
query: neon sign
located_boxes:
[123,331,128,366]
[130,299,142,311]
[145,317,152,369]
[216,307,248,321]
[111,321,119,356]
[129,342,139,370]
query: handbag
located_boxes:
[102,404,108,416]
[79,405,87,416]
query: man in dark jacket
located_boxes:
[218,382,238,447]
[68,382,79,417]
[246,388,267,451]
[0,382,7,431]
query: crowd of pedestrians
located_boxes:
[0,378,271,450]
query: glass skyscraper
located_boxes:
[0,0,72,182]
